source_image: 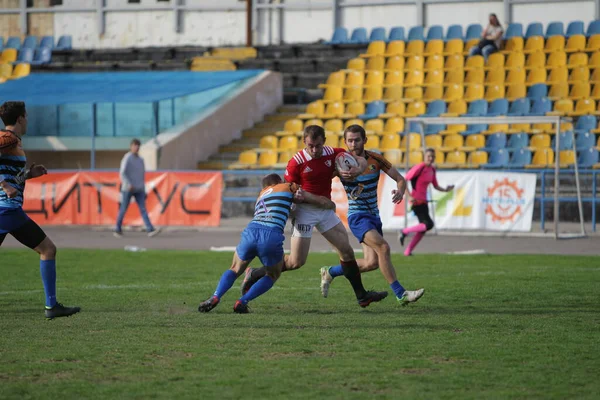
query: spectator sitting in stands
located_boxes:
[469,13,503,61]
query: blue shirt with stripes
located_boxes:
[342,151,392,217]
[0,131,27,209]
[250,182,298,232]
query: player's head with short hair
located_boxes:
[262,173,282,188]
[303,125,326,159]
[343,124,367,155]
[0,101,27,135]
[130,138,141,154]
[425,147,436,166]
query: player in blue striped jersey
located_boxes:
[198,173,335,313]
[0,101,80,320]
[321,125,425,305]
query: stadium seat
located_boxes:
[558,150,576,167]
[467,150,488,167]
[350,28,369,44]
[404,100,426,117]
[485,68,505,87]
[318,72,345,89]
[482,148,510,168]
[462,99,487,117]
[343,71,364,87]
[388,27,405,42]
[0,63,12,80]
[568,66,590,85]
[379,102,405,118]
[56,35,72,50]
[321,86,343,103]
[360,41,386,58]
[365,55,385,71]
[424,54,444,70]
[258,150,278,168]
[567,52,588,68]
[329,27,349,44]
[365,135,381,150]
[359,101,385,120]
[487,98,509,116]
[278,136,298,152]
[526,23,544,38]
[569,82,591,100]
[383,41,405,57]
[441,150,466,168]
[592,82,600,98]
[529,97,552,116]
[365,119,384,135]
[505,52,525,70]
[443,40,464,57]
[346,58,365,71]
[569,98,595,116]
[235,150,258,168]
[380,133,401,151]
[404,69,424,87]
[565,35,586,53]
[1,48,17,63]
[384,56,405,72]
[587,20,600,37]
[446,25,463,41]
[574,115,597,133]
[465,24,483,41]
[441,99,467,117]
[426,25,444,42]
[31,47,52,65]
[17,37,34,50]
[464,83,484,102]
[190,58,236,71]
[566,21,585,37]
[524,51,545,70]
[398,86,422,103]
[508,98,531,116]
[325,131,338,146]
[259,135,278,150]
[363,86,383,103]
[529,134,551,150]
[462,123,488,136]
[578,147,599,167]
[39,36,54,49]
[465,68,484,86]
[505,23,524,39]
[401,133,422,150]
[507,83,527,101]
[544,35,565,53]
[485,53,505,70]
[439,134,463,152]
[443,83,463,102]
[484,132,507,150]
[500,37,524,55]
[507,132,529,150]
[482,124,509,135]
[586,36,600,52]
[546,51,567,69]
[423,69,443,87]
[462,134,485,152]
[304,119,323,128]
[383,149,403,166]
[434,151,445,165]
[277,150,294,166]
[424,40,444,56]
[408,151,423,165]
[382,117,405,135]
[527,83,548,100]
[369,27,386,42]
[6,36,20,50]
[344,118,364,129]
[548,82,569,101]
[545,21,564,38]
[297,101,324,120]
[324,119,343,135]
[10,63,29,79]
[405,40,424,56]
[509,148,533,168]
[485,84,505,102]
[523,36,544,54]
[552,131,575,150]
[526,68,547,86]
[575,132,596,150]
[321,101,345,119]
[407,26,425,42]
[210,47,257,60]
[465,55,484,70]
[425,134,443,149]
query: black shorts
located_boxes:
[0,214,47,249]
[412,203,434,230]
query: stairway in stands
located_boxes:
[197,104,305,170]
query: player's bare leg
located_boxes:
[200,252,251,312]
[357,244,379,273]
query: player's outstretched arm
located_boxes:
[294,188,336,210]
[340,155,368,180]
[386,168,407,204]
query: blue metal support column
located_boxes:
[19,0,26,35]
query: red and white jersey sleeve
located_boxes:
[284,146,346,199]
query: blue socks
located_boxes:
[328,265,344,278]
[391,280,405,298]
[213,270,237,299]
[240,276,274,304]
[40,260,57,308]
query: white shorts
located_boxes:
[291,203,341,238]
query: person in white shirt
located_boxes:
[114,139,160,238]
[469,13,504,61]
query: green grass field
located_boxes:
[0,250,599,399]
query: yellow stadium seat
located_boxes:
[384,55,405,72]
[569,82,591,100]
[500,37,524,54]
[324,119,344,135]
[10,63,29,79]
[404,100,426,117]
[546,51,567,69]
[424,54,444,71]
[276,119,303,137]
[464,83,484,102]
[526,148,554,168]
[505,52,525,70]
[404,55,424,71]
[343,70,365,87]
[363,86,383,103]
[485,68,505,86]
[343,102,365,119]
[569,98,595,116]
[590,84,600,100]
[528,134,551,150]
[191,58,236,71]
[304,118,323,128]
[321,101,345,119]
[1,49,17,63]
[379,101,405,118]
[467,150,489,168]
[423,69,444,86]
[443,39,464,56]
[384,41,405,57]
[383,84,405,103]
[321,86,343,103]
[547,98,573,116]
[547,66,568,85]
[366,55,385,71]
[441,150,467,168]
[382,117,405,135]
[484,124,510,135]
[277,150,294,165]
[434,151,445,165]
[344,118,364,129]
[544,35,565,53]
[560,122,574,132]
[258,150,278,168]
[484,53,505,70]
[234,150,258,168]
[318,71,345,89]
[444,54,464,72]
[364,135,380,150]
[526,68,547,86]
[567,52,588,69]
[365,119,384,135]
[464,38,480,54]
[591,68,600,84]
[439,134,464,152]
[506,83,526,101]
[399,86,422,103]
[404,69,424,87]
[568,66,590,84]
[325,131,338,146]
[444,68,464,86]
[565,35,586,53]
[298,101,324,119]
[383,70,404,87]
[589,52,600,69]
[341,86,362,104]
[362,70,384,87]
[523,36,544,54]
[346,57,366,71]
[424,39,444,56]
[439,123,467,136]
[278,136,298,152]
[461,134,485,152]
[465,68,484,86]
[401,133,422,150]
[586,34,600,52]
[529,123,549,134]
[405,40,424,56]
[559,150,576,167]
[485,84,505,101]
[408,151,423,165]
[211,47,257,59]
[380,133,401,151]
[443,83,463,102]
[424,134,442,150]
[360,41,386,58]
[465,55,484,70]
[0,63,13,80]
[440,99,467,117]
[524,51,545,70]
[383,150,403,166]
[506,68,525,86]
[337,136,346,148]
[259,135,278,150]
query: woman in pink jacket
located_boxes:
[398,148,454,256]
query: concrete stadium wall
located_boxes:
[139,71,282,171]
[47,0,596,48]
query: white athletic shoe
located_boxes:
[397,288,425,306]
[320,267,333,298]
[148,228,162,237]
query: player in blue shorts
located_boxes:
[320,125,425,305]
[0,101,80,320]
[198,173,335,313]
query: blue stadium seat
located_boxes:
[369,27,386,42]
[505,23,523,39]
[39,36,54,49]
[545,21,564,38]
[16,47,34,63]
[22,36,37,49]
[482,148,509,168]
[529,97,552,116]
[6,36,21,50]
[487,98,509,117]
[31,47,52,65]
[462,99,488,117]
[426,25,444,42]
[406,121,422,133]
[56,35,73,50]
[527,84,548,100]
[0,37,4,51]
[508,98,531,116]
[507,132,529,150]
[566,21,585,37]
[388,27,405,42]
[350,28,369,44]
[508,148,532,168]
[423,100,446,135]
[358,101,385,120]
[574,115,597,134]
[484,132,507,151]
[462,124,487,136]
[575,132,596,151]
[552,131,574,150]
[525,22,544,38]
[407,26,425,42]
[466,24,483,41]
[587,20,600,37]
[446,24,463,41]
[329,27,349,44]
[578,147,599,167]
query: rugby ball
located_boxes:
[335,152,358,172]
[0,131,18,150]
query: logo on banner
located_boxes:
[483,178,526,223]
